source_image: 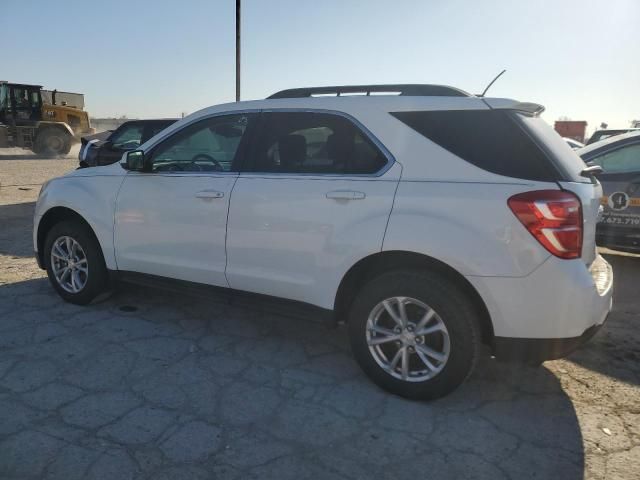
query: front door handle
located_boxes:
[326,190,366,200]
[195,190,224,199]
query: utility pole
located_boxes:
[235,0,241,101]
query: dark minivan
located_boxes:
[79,119,177,167]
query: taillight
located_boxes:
[508,190,583,259]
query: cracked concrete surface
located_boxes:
[0,150,639,479]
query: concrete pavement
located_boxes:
[0,150,638,479]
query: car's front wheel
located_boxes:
[348,269,482,400]
[44,220,109,305]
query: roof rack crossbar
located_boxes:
[267,84,471,99]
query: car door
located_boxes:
[114,113,255,286]
[590,142,640,239]
[225,111,400,309]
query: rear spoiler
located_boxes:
[481,98,545,116]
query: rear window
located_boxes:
[391,110,561,182]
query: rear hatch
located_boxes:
[397,98,602,266]
[513,111,601,265]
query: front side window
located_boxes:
[247,112,387,174]
[151,114,251,173]
[591,144,640,174]
[110,124,144,150]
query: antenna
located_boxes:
[480,69,506,97]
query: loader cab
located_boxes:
[0,82,43,125]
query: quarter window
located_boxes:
[391,110,560,182]
[151,114,251,172]
[247,112,387,174]
[591,144,640,174]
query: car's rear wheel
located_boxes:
[44,220,109,305]
[348,269,482,400]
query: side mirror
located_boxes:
[122,150,146,171]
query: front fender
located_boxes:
[35,174,126,270]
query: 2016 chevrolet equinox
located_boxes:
[34,84,613,400]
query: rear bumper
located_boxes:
[493,320,606,362]
[466,254,613,354]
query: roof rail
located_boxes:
[267,84,472,99]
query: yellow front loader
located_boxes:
[0,81,94,155]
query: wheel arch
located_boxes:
[36,207,104,269]
[334,250,495,345]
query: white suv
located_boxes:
[34,84,613,400]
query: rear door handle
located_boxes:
[326,190,366,200]
[195,190,224,199]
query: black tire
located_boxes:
[43,220,109,305]
[348,269,482,400]
[34,128,72,156]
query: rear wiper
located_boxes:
[581,165,603,178]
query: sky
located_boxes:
[3,0,639,134]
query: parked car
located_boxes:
[564,137,584,149]
[578,131,640,252]
[79,119,177,167]
[587,128,640,145]
[34,84,613,400]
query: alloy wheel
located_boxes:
[366,296,450,382]
[50,236,89,293]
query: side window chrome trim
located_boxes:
[243,108,396,178]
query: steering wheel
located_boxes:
[191,153,223,171]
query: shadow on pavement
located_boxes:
[0,277,585,479]
[566,253,640,386]
[0,202,36,258]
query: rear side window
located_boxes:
[246,112,388,175]
[391,110,560,181]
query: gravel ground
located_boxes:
[0,148,639,479]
